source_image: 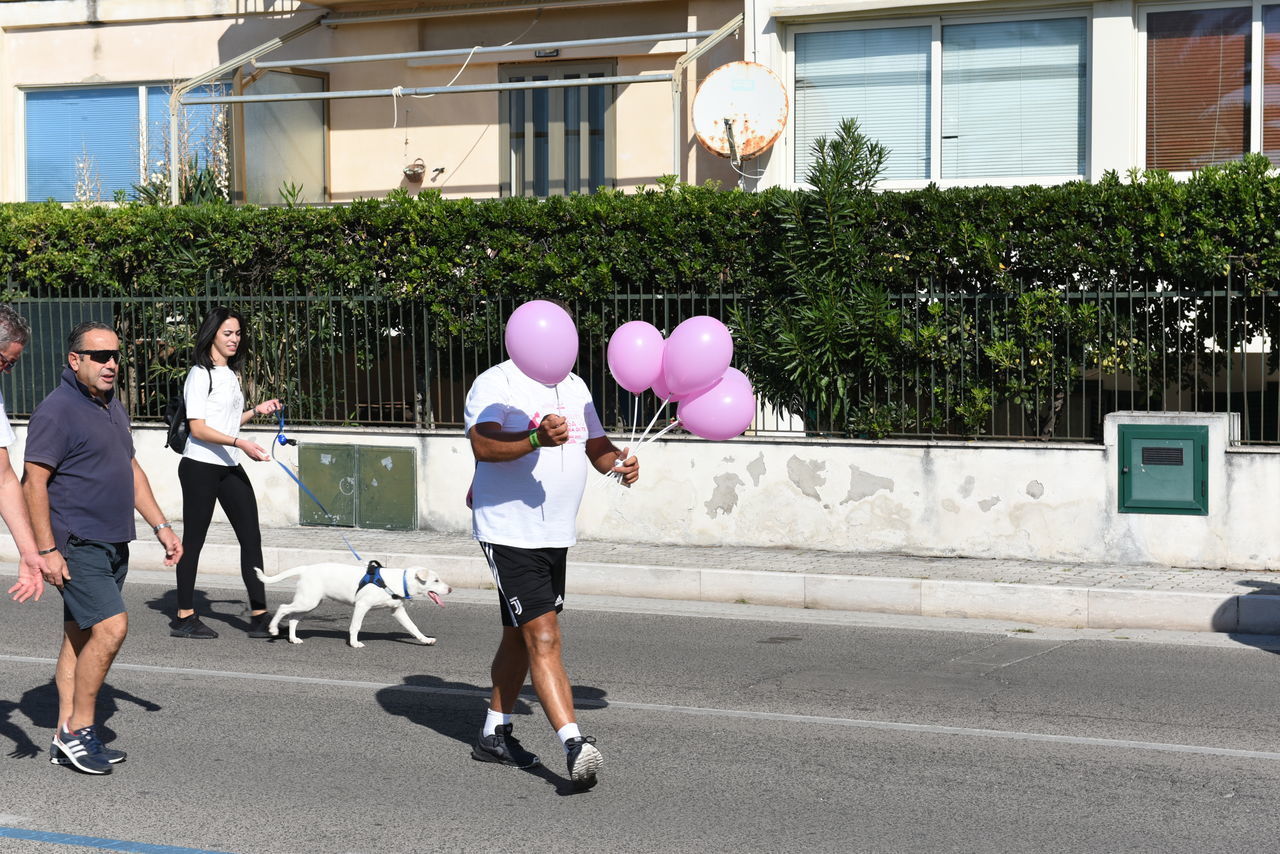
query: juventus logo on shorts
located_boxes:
[508,596,523,615]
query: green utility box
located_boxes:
[1117,424,1208,515]
[298,444,417,530]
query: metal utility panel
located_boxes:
[297,443,417,531]
[356,446,417,530]
[298,444,357,527]
[1117,424,1208,515]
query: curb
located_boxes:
[34,536,1273,636]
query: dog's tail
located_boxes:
[255,566,308,585]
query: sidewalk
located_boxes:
[154,522,1280,636]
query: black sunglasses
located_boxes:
[75,350,120,364]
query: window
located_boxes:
[941,18,1087,179]
[1146,7,1251,170]
[1143,4,1280,170]
[25,83,224,202]
[500,62,614,196]
[792,15,1087,185]
[239,71,327,205]
[794,26,931,181]
[1268,6,1280,162]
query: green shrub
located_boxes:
[0,154,1276,437]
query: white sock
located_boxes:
[483,708,511,737]
[557,722,582,750]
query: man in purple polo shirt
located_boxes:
[23,321,183,775]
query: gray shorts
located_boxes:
[59,535,129,629]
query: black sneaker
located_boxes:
[565,735,602,790]
[170,614,218,639]
[247,612,273,638]
[50,733,126,766]
[53,725,113,775]
[471,723,541,768]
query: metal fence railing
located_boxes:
[873,273,1280,444]
[3,272,1279,444]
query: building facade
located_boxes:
[748,0,1278,189]
[0,0,744,204]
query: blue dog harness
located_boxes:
[355,560,412,601]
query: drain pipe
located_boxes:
[671,13,743,181]
[168,14,327,205]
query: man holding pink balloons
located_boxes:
[608,315,757,445]
[464,300,638,792]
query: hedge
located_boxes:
[2,150,1278,437]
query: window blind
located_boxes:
[26,87,140,202]
[794,26,931,182]
[941,18,1086,179]
[1264,6,1280,166]
[1147,7,1250,171]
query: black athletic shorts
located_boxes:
[479,542,567,627]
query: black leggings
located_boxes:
[175,457,266,612]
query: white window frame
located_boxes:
[785,7,1092,191]
[1138,0,1268,177]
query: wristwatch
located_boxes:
[153,522,172,533]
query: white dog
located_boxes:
[255,561,451,648]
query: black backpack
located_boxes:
[164,369,212,455]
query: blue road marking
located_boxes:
[0,826,236,853]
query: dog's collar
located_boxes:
[356,560,408,601]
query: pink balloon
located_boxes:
[607,321,665,394]
[504,300,579,385]
[652,372,714,403]
[677,367,756,441]
[650,370,682,402]
[663,316,733,396]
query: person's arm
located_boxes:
[0,447,47,602]
[584,436,639,484]
[240,398,281,427]
[469,414,569,463]
[132,459,182,566]
[21,461,68,588]
[188,418,271,462]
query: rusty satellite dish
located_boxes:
[692,61,789,164]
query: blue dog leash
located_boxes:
[271,406,363,562]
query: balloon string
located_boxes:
[635,396,670,447]
[636,418,681,449]
[555,383,564,472]
[629,395,640,446]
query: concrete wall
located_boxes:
[11,411,1277,570]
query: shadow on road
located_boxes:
[374,674,609,796]
[0,679,160,761]
[1223,580,1280,654]
[143,587,258,634]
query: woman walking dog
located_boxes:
[169,307,282,639]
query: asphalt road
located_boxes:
[3,568,1280,853]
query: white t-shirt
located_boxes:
[0,389,15,448]
[182,365,245,466]
[464,360,605,548]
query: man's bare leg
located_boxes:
[63,612,127,731]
